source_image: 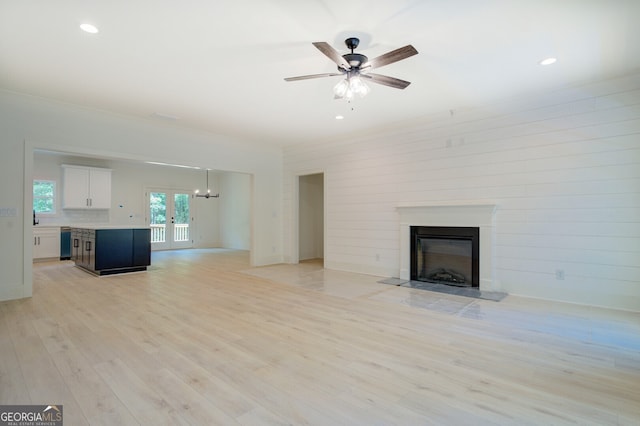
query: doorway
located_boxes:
[147,189,193,250]
[298,173,324,263]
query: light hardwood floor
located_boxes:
[2,249,639,425]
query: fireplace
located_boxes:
[410,226,479,288]
[397,202,497,291]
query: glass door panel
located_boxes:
[171,193,192,248]
[150,191,168,249]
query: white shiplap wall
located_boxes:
[283,73,640,311]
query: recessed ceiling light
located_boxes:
[335,115,344,120]
[80,23,99,34]
[539,57,557,66]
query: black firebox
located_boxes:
[410,226,479,288]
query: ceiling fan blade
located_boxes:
[312,42,351,70]
[284,72,343,82]
[363,45,418,69]
[361,73,411,89]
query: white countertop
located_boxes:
[34,224,149,230]
[70,225,150,230]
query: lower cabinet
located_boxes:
[132,229,152,267]
[33,227,60,260]
[71,228,150,275]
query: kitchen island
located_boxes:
[71,226,151,276]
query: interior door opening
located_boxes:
[298,173,324,265]
[25,147,257,303]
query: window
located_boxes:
[33,180,56,214]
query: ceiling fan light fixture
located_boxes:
[286,37,417,99]
[333,79,350,98]
[350,76,370,98]
[333,75,370,100]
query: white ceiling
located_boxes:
[1,0,639,146]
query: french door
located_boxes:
[148,189,193,250]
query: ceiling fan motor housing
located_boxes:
[342,53,368,70]
[345,37,360,50]
[340,38,366,71]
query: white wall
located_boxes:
[0,90,282,302]
[219,172,251,250]
[283,73,640,311]
[0,132,25,301]
[194,178,221,248]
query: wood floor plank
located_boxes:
[49,345,140,425]
[0,304,31,404]
[29,314,140,423]
[2,297,88,425]
[93,358,188,425]
[150,345,257,419]
[2,249,637,425]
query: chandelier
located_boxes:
[194,169,219,199]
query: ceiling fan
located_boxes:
[284,37,418,100]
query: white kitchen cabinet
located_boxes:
[33,227,60,260]
[62,165,112,209]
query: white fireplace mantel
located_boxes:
[396,201,499,291]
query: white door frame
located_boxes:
[290,171,326,265]
[146,187,194,250]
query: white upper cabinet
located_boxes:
[87,168,112,209]
[62,165,112,209]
